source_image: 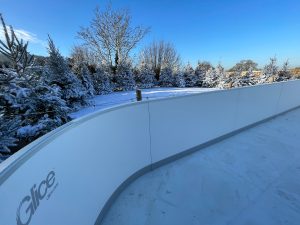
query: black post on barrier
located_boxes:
[136,89,142,101]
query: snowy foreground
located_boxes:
[101,108,300,225]
[70,87,216,119]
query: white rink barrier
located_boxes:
[1,80,300,225]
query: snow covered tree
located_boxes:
[0,116,20,162]
[216,64,227,89]
[259,57,278,84]
[137,62,155,89]
[159,66,174,87]
[15,83,70,140]
[174,71,186,88]
[0,15,70,159]
[92,67,114,94]
[232,67,257,87]
[0,70,21,158]
[115,62,136,91]
[203,68,219,87]
[78,64,95,96]
[45,36,87,109]
[0,69,70,148]
[275,60,292,82]
[194,61,212,87]
[183,63,196,87]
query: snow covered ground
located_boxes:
[70,87,216,119]
[101,107,300,225]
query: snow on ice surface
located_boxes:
[70,87,216,119]
[101,108,300,225]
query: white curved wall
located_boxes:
[0,103,151,225]
[1,80,300,225]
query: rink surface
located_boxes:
[101,107,300,225]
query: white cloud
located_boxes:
[0,26,45,46]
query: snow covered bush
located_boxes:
[159,66,174,87]
[45,37,88,109]
[115,63,136,91]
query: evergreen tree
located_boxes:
[174,71,186,88]
[183,63,196,87]
[45,36,87,109]
[194,61,212,87]
[115,63,136,91]
[92,67,114,94]
[241,67,257,86]
[232,67,243,87]
[0,68,70,148]
[0,15,70,159]
[275,60,292,82]
[203,68,219,87]
[0,116,20,162]
[159,66,174,87]
[137,62,155,89]
[232,66,259,87]
[78,64,95,96]
[216,64,227,89]
[259,57,278,84]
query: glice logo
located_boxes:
[16,171,57,225]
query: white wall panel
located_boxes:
[234,83,282,130]
[149,90,239,163]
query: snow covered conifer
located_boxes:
[92,67,114,94]
[183,63,196,87]
[159,66,174,87]
[233,68,255,87]
[194,61,212,87]
[174,71,186,88]
[115,62,136,91]
[275,60,292,82]
[0,15,71,160]
[45,36,87,109]
[216,64,227,88]
[259,57,278,84]
[0,116,20,161]
[203,68,218,87]
[244,67,257,85]
[137,62,155,89]
[78,64,95,96]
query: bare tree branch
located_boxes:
[77,4,150,73]
[139,41,181,80]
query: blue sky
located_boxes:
[1,0,300,69]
